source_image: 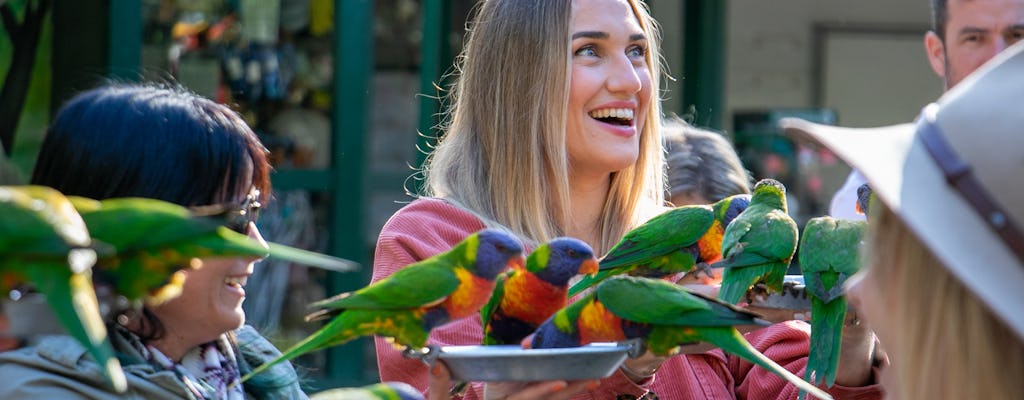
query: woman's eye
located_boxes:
[627,44,647,58]
[574,45,598,57]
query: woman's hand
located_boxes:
[428,361,453,400]
[483,379,600,400]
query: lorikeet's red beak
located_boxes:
[580,257,600,276]
[510,254,526,271]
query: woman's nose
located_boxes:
[246,222,270,262]
[606,55,643,95]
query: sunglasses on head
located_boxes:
[190,188,262,234]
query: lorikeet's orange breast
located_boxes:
[445,268,497,319]
[502,272,566,325]
[698,220,726,263]
[577,300,628,344]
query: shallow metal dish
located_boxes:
[408,342,639,382]
[746,275,811,311]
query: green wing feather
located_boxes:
[598,206,714,269]
[481,271,511,344]
[311,262,460,311]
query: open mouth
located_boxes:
[589,108,634,126]
[224,276,248,289]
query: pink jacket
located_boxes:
[373,198,883,400]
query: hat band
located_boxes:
[918,116,1024,264]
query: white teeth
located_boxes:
[588,108,634,120]
[225,276,248,287]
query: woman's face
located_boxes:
[844,252,895,387]
[566,0,652,180]
[149,171,267,350]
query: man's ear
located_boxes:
[924,31,947,79]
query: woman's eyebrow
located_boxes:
[572,31,608,40]
[571,31,648,42]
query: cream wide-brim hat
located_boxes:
[781,41,1024,341]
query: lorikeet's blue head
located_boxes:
[474,229,525,280]
[856,183,872,216]
[713,194,751,227]
[529,319,582,349]
[533,237,599,286]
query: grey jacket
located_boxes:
[0,325,308,399]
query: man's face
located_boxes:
[926,0,1024,89]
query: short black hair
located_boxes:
[931,0,949,40]
[31,84,270,206]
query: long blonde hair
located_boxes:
[422,0,665,254]
[865,206,1024,399]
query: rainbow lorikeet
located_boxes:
[531,276,832,400]
[717,179,798,305]
[241,228,525,383]
[568,194,751,297]
[71,196,357,305]
[855,183,873,218]
[799,216,866,396]
[481,237,599,345]
[0,186,125,392]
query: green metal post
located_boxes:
[681,0,726,130]
[326,0,373,387]
[107,0,140,80]
[414,0,452,194]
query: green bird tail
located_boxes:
[241,309,431,383]
[806,298,847,389]
[703,327,832,400]
[241,313,360,383]
[718,266,765,305]
[26,264,126,392]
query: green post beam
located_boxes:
[681,0,726,130]
[325,0,374,388]
[414,0,452,194]
[107,0,140,80]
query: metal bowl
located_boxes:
[410,342,637,382]
[746,275,811,311]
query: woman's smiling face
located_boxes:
[566,0,652,179]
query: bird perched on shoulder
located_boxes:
[241,228,525,382]
[482,237,598,345]
[568,194,750,297]
[0,186,124,392]
[530,275,832,400]
[717,179,798,305]
[799,216,866,397]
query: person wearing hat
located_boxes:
[782,40,1024,399]
[829,0,1024,221]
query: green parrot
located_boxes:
[309,382,423,400]
[240,228,525,383]
[568,194,751,297]
[799,216,866,394]
[481,237,599,345]
[0,185,126,392]
[71,196,357,305]
[530,276,832,400]
[717,179,798,305]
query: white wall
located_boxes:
[725,0,940,128]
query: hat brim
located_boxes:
[782,117,1024,342]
